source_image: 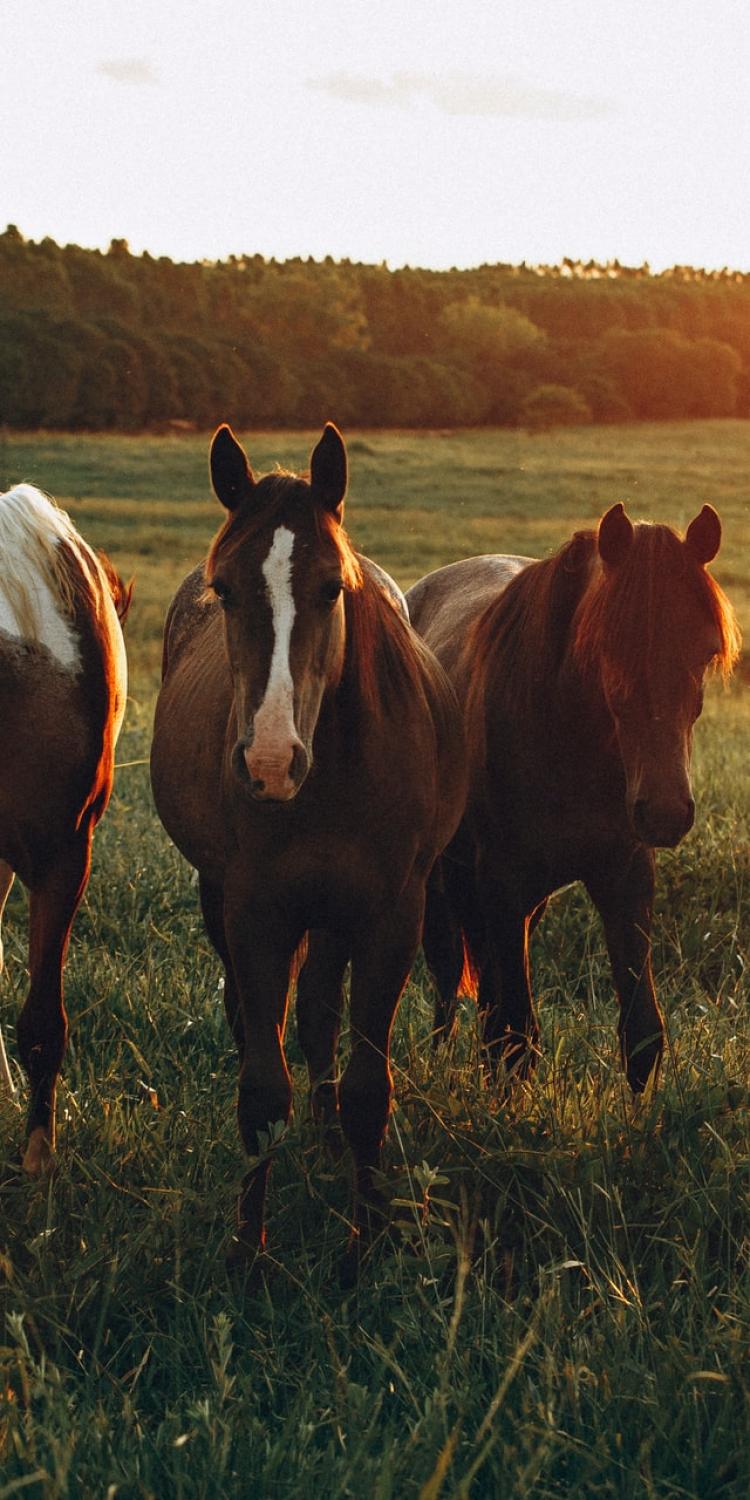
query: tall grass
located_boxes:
[0,425,748,1497]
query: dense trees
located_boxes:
[1,226,749,430]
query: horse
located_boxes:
[150,423,466,1270]
[407,502,740,1093]
[0,483,131,1171]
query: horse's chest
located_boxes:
[236,815,406,924]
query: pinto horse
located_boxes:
[408,503,740,1092]
[150,424,465,1267]
[0,484,130,1171]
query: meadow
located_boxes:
[0,420,748,1498]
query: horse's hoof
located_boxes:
[624,1033,663,1095]
[21,1129,56,1177]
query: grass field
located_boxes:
[0,422,748,1498]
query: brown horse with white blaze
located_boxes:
[150,424,466,1268]
[0,484,130,1171]
[408,502,740,1092]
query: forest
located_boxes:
[1,223,750,431]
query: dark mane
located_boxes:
[467,523,740,742]
[573,522,741,693]
[342,564,438,722]
[468,531,597,723]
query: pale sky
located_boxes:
[3,0,750,272]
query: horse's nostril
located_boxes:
[289,743,309,784]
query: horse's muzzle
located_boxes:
[631,795,695,848]
[232,738,310,802]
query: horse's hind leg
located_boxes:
[0,861,16,1095]
[296,929,349,1136]
[424,856,483,1044]
[478,875,540,1081]
[17,827,92,1175]
[199,875,243,1056]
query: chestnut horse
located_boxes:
[150,425,465,1268]
[0,484,130,1170]
[408,503,740,1092]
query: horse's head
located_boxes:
[206,422,360,802]
[576,502,740,848]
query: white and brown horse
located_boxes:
[0,484,130,1172]
[151,424,466,1272]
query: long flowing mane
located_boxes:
[468,531,597,721]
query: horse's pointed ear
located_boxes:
[685,504,721,564]
[598,502,634,566]
[310,423,347,518]
[210,424,255,511]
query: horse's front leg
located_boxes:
[17,826,93,1174]
[585,845,663,1093]
[296,928,350,1137]
[339,884,424,1272]
[222,896,300,1263]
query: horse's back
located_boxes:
[407,555,531,678]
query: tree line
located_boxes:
[1,224,749,431]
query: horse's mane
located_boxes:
[573,523,741,692]
[468,531,596,721]
[342,562,437,721]
[0,484,128,638]
[467,521,740,736]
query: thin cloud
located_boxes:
[97,58,159,87]
[308,70,611,122]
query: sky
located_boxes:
[3,0,750,272]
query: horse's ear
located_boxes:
[310,423,347,519]
[685,504,721,565]
[598,502,634,566]
[210,424,255,511]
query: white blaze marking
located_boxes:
[252,526,297,756]
[0,572,80,670]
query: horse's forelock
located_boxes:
[573,522,740,689]
[206,471,363,592]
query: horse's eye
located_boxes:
[212,579,231,608]
[321,578,343,606]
